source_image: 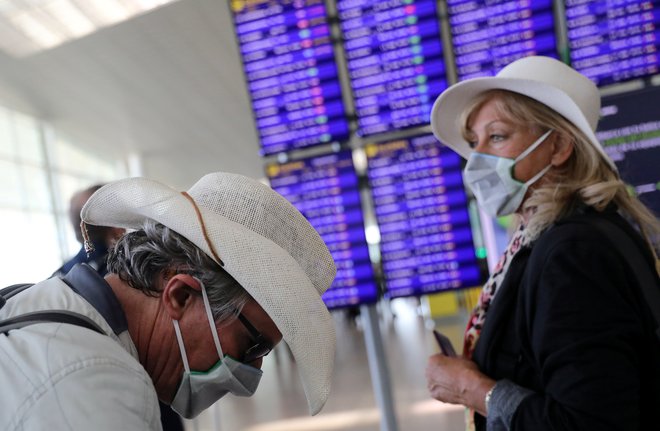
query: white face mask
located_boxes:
[169,282,263,419]
[463,129,554,217]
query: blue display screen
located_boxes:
[231,0,350,155]
[337,0,448,136]
[366,134,483,298]
[566,0,660,86]
[448,0,558,80]
[267,151,378,308]
[598,86,660,216]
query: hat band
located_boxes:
[181,191,225,267]
[81,220,95,256]
[81,192,225,267]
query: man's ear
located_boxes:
[550,132,574,167]
[161,274,202,320]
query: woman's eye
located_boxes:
[490,134,505,142]
[467,140,477,149]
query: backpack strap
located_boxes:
[0,310,105,335]
[0,283,106,336]
[588,217,660,341]
[0,283,34,309]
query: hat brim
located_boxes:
[430,77,617,172]
[81,177,335,415]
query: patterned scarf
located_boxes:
[463,223,530,430]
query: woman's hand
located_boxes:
[425,353,496,416]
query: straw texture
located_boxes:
[81,172,337,415]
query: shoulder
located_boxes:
[2,317,147,384]
[520,209,652,317]
[538,210,613,244]
[1,324,159,430]
[530,208,646,263]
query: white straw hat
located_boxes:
[431,55,617,172]
[81,172,337,415]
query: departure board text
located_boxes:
[232,0,350,155]
[267,151,379,308]
[366,134,482,298]
[338,0,448,136]
[567,0,660,86]
[448,0,558,80]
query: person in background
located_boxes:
[1,172,337,430]
[425,56,660,430]
[53,184,125,277]
[53,184,184,431]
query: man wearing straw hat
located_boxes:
[0,172,337,429]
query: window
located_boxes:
[0,104,126,286]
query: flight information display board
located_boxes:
[597,86,660,216]
[337,0,448,136]
[447,0,558,80]
[366,134,483,298]
[267,151,378,308]
[566,0,660,86]
[231,0,350,155]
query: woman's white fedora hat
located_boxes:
[430,55,617,172]
[81,172,337,415]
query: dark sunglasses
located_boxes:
[237,313,273,363]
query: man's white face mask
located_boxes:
[463,129,554,217]
[169,282,263,419]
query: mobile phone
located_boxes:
[433,330,457,357]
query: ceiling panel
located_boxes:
[0,0,263,184]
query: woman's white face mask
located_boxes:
[169,282,263,419]
[463,129,554,217]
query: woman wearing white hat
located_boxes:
[425,56,660,430]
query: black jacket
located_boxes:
[473,207,660,430]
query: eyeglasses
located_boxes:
[237,313,273,363]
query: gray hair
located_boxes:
[107,219,251,323]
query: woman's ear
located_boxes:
[161,274,202,320]
[550,132,574,167]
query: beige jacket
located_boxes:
[0,275,161,430]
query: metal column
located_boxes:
[360,304,399,431]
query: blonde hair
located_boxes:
[461,90,660,259]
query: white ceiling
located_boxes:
[0,0,264,188]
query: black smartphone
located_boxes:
[433,330,457,357]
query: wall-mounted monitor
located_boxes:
[365,134,483,298]
[267,151,379,308]
[597,86,660,216]
[447,0,558,80]
[337,0,448,136]
[566,0,660,86]
[231,0,350,155]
